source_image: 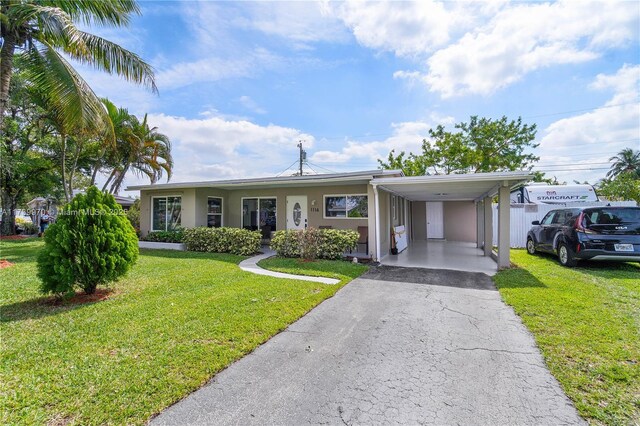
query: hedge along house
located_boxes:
[126,169,532,274]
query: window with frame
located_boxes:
[207,197,223,228]
[152,196,181,231]
[242,197,277,231]
[324,195,368,218]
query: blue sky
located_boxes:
[76,1,640,192]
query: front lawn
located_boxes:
[257,256,369,284]
[0,239,365,425]
[494,251,639,425]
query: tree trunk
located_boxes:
[0,190,18,236]
[102,169,117,192]
[60,134,70,202]
[0,33,16,131]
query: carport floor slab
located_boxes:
[382,240,498,276]
[151,269,584,426]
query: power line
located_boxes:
[522,101,640,119]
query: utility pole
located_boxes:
[297,141,306,176]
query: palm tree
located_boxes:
[103,113,172,194]
[0,0,157,133]
[607,148,640,179]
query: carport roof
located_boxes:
[371,171,533,202]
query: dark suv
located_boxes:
[526,207,640,267]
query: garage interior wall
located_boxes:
[411,202,426,240]
[443,201,477,242]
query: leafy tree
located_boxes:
[102,112,172,194]
[0,64,60,235]
[607,148,640,179]
[379,116,538,175]
[37,186,138,296]
[597,172,640,204]
[0,0,157,132]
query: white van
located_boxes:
[511,184,599,204]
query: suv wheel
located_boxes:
[526,238,536,255]
[557,243,577,267]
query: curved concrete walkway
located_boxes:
[239,249,340,285]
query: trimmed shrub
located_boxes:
[270,228,359,260]
[269,229,300,258]
[317,228,359,260]
[299,227,321,261]
[143,229,184,243]
[37,186,138,296]
[183,227,261,256]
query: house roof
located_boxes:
[126,169,404,191]
[372,171,534,202]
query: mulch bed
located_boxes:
[48,288,115,306]
[0,259,15,269]
[0,235,34,240]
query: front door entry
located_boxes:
[426,201,444,239]
[286,196,308,230]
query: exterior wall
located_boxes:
[139,184,372,243]
[140,188,197,236]
[443,201,477,243]
[194,188,229,227]
[411,201,426,240]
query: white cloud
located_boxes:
[238,96,267,115]
[335,0,484,57]
[424,1,638,97]
[537,64,640,182]
[238,1,349,46]
[340,0,639,97]
[310,120,433,166]
[119,113,315,187]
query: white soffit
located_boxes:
[372,171,533,202]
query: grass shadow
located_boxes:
[1,289,116,323]
[493,266,547,289]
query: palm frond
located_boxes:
[61,31,157,93]
[45,0,140,27]
[21,43,114,142]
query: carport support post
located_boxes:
[497,185,511,269]
[483,197,493,257]
[476,201,484,249]
[373,184,381,262]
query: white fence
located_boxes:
[492,201,637,248]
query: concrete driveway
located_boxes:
[151,266,584,425]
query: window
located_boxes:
[152,196,181,231]
[207,197,223,228]
[541,211,556,225]
[324,195,368,218]
[242,197,277,231]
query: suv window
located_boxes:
[551,210,567,224]
[542,211,557,225]
[583,208,640,225]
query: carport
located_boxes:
[370,171,533,273]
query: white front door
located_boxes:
[426,201,444,239]
[286,196,308,230]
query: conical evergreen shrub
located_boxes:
[37,186,139,295]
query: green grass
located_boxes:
[494,250,640,425]
[0,239,366,425]
[257,256,369,284]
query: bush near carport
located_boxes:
[270,228,359,260]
